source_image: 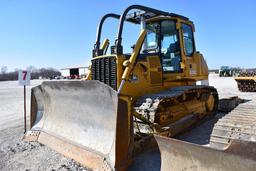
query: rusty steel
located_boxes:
[235,72,256,92]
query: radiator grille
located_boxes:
[91,56,117,90]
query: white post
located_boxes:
[18,70,31,134]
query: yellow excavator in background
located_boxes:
[25,5,256,171]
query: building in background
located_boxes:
[60,65,88,79]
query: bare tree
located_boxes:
[0,66,60,81]
[1,66,7,74]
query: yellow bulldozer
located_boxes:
[25,5,256,171]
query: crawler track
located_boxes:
[210,100,256,149]
[134,85,218,137]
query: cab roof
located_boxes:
[125,10,190,24]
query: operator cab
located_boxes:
[92,7,196,74]
[144,18,195,73]
[91,5,204,92]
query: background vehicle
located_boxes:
[219,66,233,77]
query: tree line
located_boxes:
[0,66,61,81]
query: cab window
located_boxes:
[146,23,158,49]
[161,20,181,73]
[182,24,194,56]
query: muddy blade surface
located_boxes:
[155,135,256,171]
[26,81,118,170]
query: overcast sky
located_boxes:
[0,0,255,71]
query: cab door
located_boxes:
[160,20,183,80]
[181,23,197,77]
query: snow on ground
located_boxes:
[0,75,255,170]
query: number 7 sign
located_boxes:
[19,70,31,86]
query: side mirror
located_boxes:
[131,44,136,49]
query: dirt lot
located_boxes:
[0,74,255,171]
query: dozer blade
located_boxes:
[155,135,256,171]
[24,81,131,170]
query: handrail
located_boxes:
[94,13,120,50]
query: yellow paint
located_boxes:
[121,29,147,81]
[235,77,256,81]
[87,17,209,99]
[100,39,109,53]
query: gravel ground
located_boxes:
[0,74,255,171]
[0,80,90,171]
